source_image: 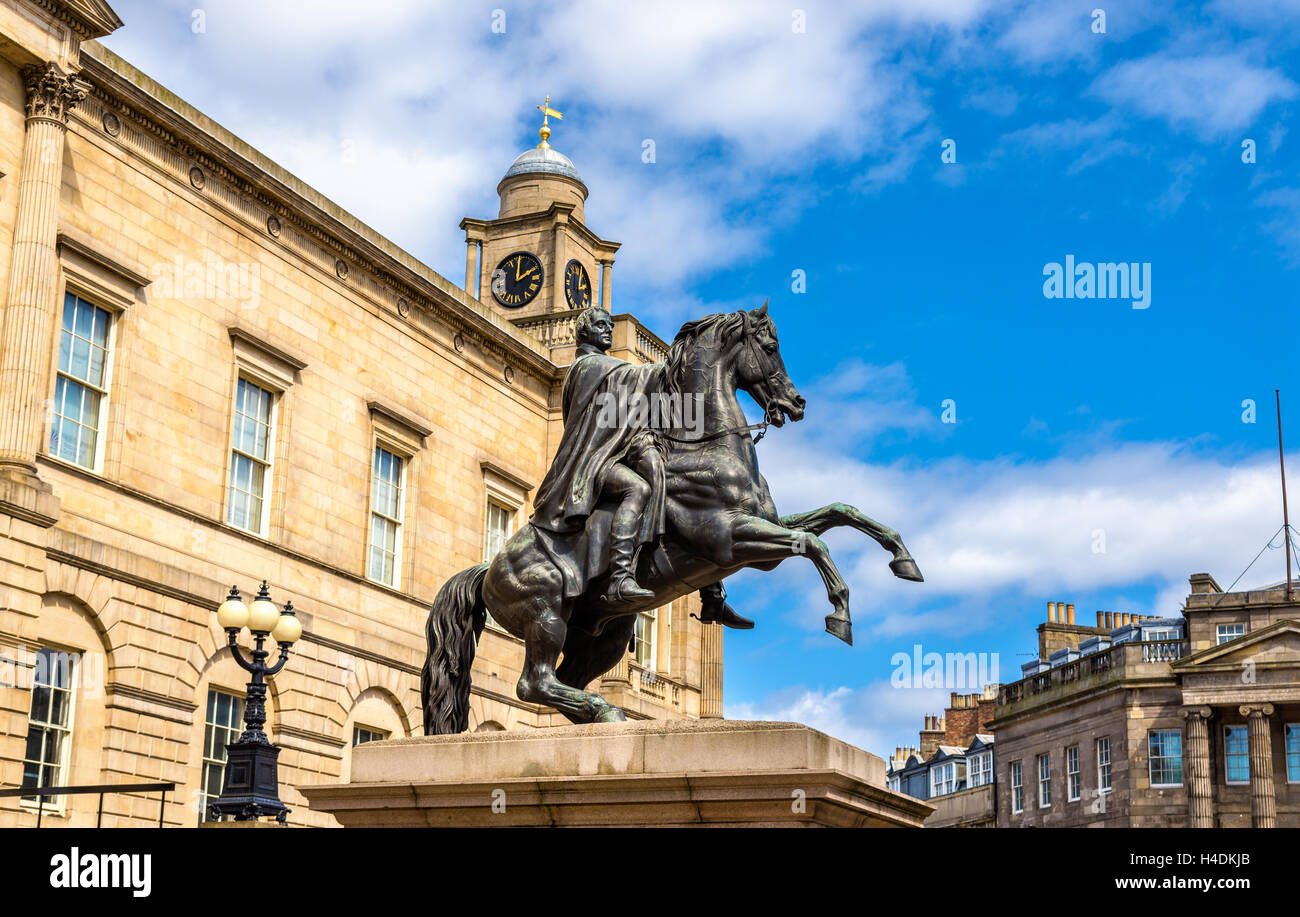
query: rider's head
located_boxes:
[575,307,614,352]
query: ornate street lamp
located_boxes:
[208,581,301,824]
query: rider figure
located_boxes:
[532,306,752,627]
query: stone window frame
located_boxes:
[1147,728,1184,788]
[198,686,246,826]
[1223,724,1251,786]
[968,751,991,788]
[19,645,80,817]
[1009,759,1024,813]
[47,231,149,477]
[479,460,532,632]
[1037,752,1052,808]
[364,400,431,591]
[1096,735,1112,793]
[1065,745,1081,802]
[1286,723,1300,785]
[1216,623,1246,645]
[223,327,307,539]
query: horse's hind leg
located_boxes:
[517,597,627,725]
[555,614,637,723]
[780,502,923,582]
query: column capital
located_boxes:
[1183,705,1212,720]
[1240,703,1275,718]
[21,62,88,124]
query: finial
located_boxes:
[537,94,563,150]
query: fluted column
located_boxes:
[701,611,723,718]
[1240,704,1276,828]
[1184,706,1214,827]
[0,63,86,476]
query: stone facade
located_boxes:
[991,577,1300,827]
[0,1,720,828]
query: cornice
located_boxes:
[73,45,560,387]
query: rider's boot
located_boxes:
[698,582,754,629]
[605,519,655,603]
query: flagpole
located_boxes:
[1277,389,1293,602]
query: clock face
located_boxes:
[491,251,543,308]
[564,259,592,309]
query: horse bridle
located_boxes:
[660,310,783,445]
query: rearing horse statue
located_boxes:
[421,304,923,733]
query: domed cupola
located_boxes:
[497,97,588,221]
[460,97,619,321]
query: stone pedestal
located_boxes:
[302,720,932,828]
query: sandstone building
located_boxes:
[992,580,1300,827]
[0,0,721,827]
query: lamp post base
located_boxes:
[208,741,290,824]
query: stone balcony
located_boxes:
[995,640,1184,718]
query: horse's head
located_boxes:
[734,302,805,427]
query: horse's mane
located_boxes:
[665,310,748,394]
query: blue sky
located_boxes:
[101,0,1299,752]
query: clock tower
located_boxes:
[460,98,620,321]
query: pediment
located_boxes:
[56,0,124,38]
[1174,620,1300,670]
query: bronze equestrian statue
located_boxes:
[421,303,923,734]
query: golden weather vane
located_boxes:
[537,94,563,150]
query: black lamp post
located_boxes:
[208,581,301,824]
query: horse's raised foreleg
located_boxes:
[780,502,923,582]
[727,514,855,645]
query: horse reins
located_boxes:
[660,310,780,446]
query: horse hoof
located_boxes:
[824,615,853,646]
[890,557,924,582]
[594,706,627,723]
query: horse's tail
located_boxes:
[420,563,490,735]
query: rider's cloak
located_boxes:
[529,350,668,598]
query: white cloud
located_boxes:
[1090,52,1298,140]
[739,362,1293,640]
[727,681,949,754]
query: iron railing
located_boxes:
[0,782,174,827]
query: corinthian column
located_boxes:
[0,62,87,480]
[1183,706,1214,827]
[1240,704,1277,828]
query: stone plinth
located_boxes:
[301,720,932,827]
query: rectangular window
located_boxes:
[1010,760,1023,813]
[968,753,991,788]
[226,378,274,534]
[1037,753,1052,807]
[50,293,112,470]
[352,725,388,746]
[931,762,958,797]
[1224,725,1250,785]
[1216,623,1245,645]
[367,446,404,585]
[1287,724,1300,784]
[200,689,245,824]
[634,610,657,669]
[22,648,76,809]
[1148,729,1183,787]
[1066,746,1081,801]
[1097,736,1112,792]
[484,500,514,561]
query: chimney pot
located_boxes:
[1104,611,1112,629]
[1067,603,1075,624]
[950,691,958,708]
[1047,601,1057,623]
